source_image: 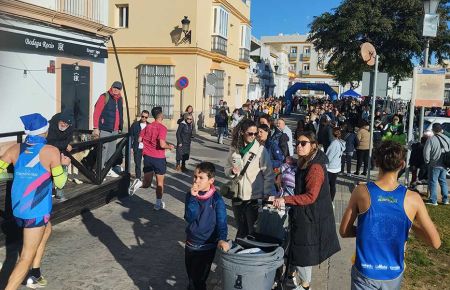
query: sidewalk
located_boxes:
[0,116,357,290]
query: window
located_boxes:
[213,6,229,38]
[210,70,224,115]
[117,5,129,28]
[290,47,297,54]
[304,46,311,55]
[303,63,310,71]
[289,64,296,72]
[138,65,175,118]
[240,25,251,49]
[396,86,402,95]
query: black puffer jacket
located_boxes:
[290,150,341,266]
[176,121,193,160]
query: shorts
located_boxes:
[15,214,50,228]
[351,266,403,290]
[143,156,167,175]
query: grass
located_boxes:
[403,205,450,289]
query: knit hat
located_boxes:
[20,113,49,136]
[111,81,122,90]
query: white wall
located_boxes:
[21,0,56,10]
[0,51,57,133]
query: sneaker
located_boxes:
[154,200,166,210]
[425,201,438,206]
[106,169,119,178]
[443,200,449,205]
[151,181,157,189]
[26,275,47,288]
[73,178,83,184]
[128,179,142,196]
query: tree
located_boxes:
[307,0,450,87]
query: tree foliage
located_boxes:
[307,0,450,87]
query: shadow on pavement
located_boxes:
[81,195,187,290]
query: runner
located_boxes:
[137,107,175,210]
[0,113,70,290]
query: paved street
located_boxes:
[0,116,357,290]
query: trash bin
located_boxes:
[219,238,284,290]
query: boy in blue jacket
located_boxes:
[185,162,229,290]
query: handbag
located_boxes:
[435,135,450,168]
[221,153,256,199]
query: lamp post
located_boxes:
[176,16,192,45]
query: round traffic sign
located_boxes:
[177,76,189,90]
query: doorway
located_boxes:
[61,64,90,129]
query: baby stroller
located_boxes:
[219,201,291,290]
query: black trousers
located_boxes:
[341,153,353,173]
[133,148,143,179]
[328,172,338,201]
[232,200,259,239]
[185,247,216,290]
[356,149,369,174]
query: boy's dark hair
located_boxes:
[195,162,216,179]
[151,107,163,119]
[142,110,150,115]
[374,141,406,172]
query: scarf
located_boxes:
[239,140,255,157]
[196,185,216,201]
[25,135,47,145]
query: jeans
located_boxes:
[356,150,369,174]
[185,247,216,290]
[100,130,118,168]
[232,200,259,239]
[133,148,143,179]
[217,127,226,144]
[428,166,448,204]
[341,152,353,173]
[296,266,312,284]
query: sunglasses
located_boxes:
[141,116,148,119]
[245,132,258,136]
[186,118,193,121]
[297,141,311,147]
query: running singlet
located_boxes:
[11,143,53,219]
[355,182,412,280]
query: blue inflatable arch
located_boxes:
[284,82,338,114]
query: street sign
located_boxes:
[362,71,388,97]
[176,76,189,90]
[413,67,446,107]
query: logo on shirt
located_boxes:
[378,195,398,203]
[375,264,388,270]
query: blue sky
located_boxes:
[250,0,343,38]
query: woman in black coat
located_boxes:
[176,113,193,172]
[272,131,340,289]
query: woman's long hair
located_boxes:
[297,131,319,169]
[231,119,257,150]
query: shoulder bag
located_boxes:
[220,153,256,200]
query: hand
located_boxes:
[273,197,285,209]
[61,153,71,166]
[168,144,175,150]
[66,144,72,152]
[268,196,275,202]
[217,240,230,252]
[178,144,183,147]
[92,128,100,138]
[191,184,199,197]
[232,167,240,175]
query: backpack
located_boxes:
[435,135,450,168]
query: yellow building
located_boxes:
[107,0,252,129]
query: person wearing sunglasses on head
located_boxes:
[225,119,275,239]
[175,113,193,172]
[128,110,150,195]
[271,131,340,290]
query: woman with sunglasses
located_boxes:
[257,124,285,170]
[175,113,194,172]
[225,119,275,238]
[271,131,340,290]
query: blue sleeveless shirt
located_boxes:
[11,143,53,219]
[355,182,412,280]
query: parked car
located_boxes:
[423,116,450,137]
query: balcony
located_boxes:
[299,70,310,76]
[300,53,311,61]
[211,35,227,56]
[239,48,250,62]
[56,0,105,24]
[289,53,297,61]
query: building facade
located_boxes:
[261,33,342,97]
[0,0,115,139]
[107,0,252,129]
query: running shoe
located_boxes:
[26,275,47,288]
[443,200,449,205]
[425,200,438,206]
[128,179,142,196]
[106,169,119,178]
[154,200,166,210]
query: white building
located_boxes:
[248,36,289,100]
[0,0,115,139]
[261,33,343,97]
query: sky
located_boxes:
[250,0,343,38]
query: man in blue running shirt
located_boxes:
[0,113,70,290]
[340,141,441,290]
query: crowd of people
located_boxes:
[0,86,446,290]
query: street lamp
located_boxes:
[177,16,192,45]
